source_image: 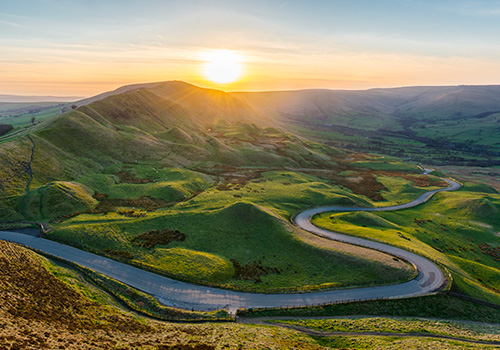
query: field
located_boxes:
[3,82,500,348]
[5,239,500,349]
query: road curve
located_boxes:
[0,177,461,313]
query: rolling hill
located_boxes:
[0,81,427,293]
[235,85,500,166]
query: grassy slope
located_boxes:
[2,80,499,299]
[48,168,415,292]
[3,240,500,350]
[313,182,500,303]
[0,240,333,349]
[274,317,500,350]
[1,82,431,292]
[277,316,500,340]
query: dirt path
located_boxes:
[25,135,35,193]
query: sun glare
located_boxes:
[202,50,243,84]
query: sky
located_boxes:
[1,0,500,97]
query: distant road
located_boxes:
[0,177,461,313]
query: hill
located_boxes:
[1,80,500,303]
[0,81,426,294]
[4,239,500,349]
[0,240,336,349]
[235,85,500,166]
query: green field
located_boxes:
[2,81,500,319]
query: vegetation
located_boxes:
[313,183,500,303]
[3,82,500,348]
[0,123,13,136]
[239,85,500,167]
[274,317,500,350]
[237,294,500,323]
[0,240,336,349]
[45,165,416,292]
[270,317,500,349]
[275,316,500,340]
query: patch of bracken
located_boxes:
[116,170,155,184]
[118,209,147,218]
[132,229,186,249]
[414,218,433,226]
[479,243,500,261]
[104,249,134,259]
[230,259,280,283]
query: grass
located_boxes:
[0,240,338,349]
[375,174,447,206]
[275,316,500,340]
[237,294,500,323]
[312,184,500,304]
[20,181,98,220]
[140,247,235,283]
[45,167,416,292]
[271,315,500,349]
[5,241,499,349]
[350,160,422,172]
[78,165,212,200]
[315,337,493,349]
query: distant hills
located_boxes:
[234,85,500,119]
[72,81,500,166]
[0,94,83,103]
[234,84,500,166]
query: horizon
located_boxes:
[2,0,500,96]
[4,79,500,101]
[3,80,500,101]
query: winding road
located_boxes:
[0,175,461,313]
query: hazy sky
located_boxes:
[1,0,500,96]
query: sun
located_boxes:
[202,50,243,84]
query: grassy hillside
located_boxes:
[1,81,433,293]
[0,240,337,349]
[3,81,500,348]
[2,80,500,299]
[7,240,500,349]
[47,167,416,292]
[313,183,500,304]
[235,85,500,167]
[272,317,500,349]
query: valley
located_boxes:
[1,81,500,349]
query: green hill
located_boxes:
[20,181,97,221]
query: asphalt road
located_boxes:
[0,177,461,313]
